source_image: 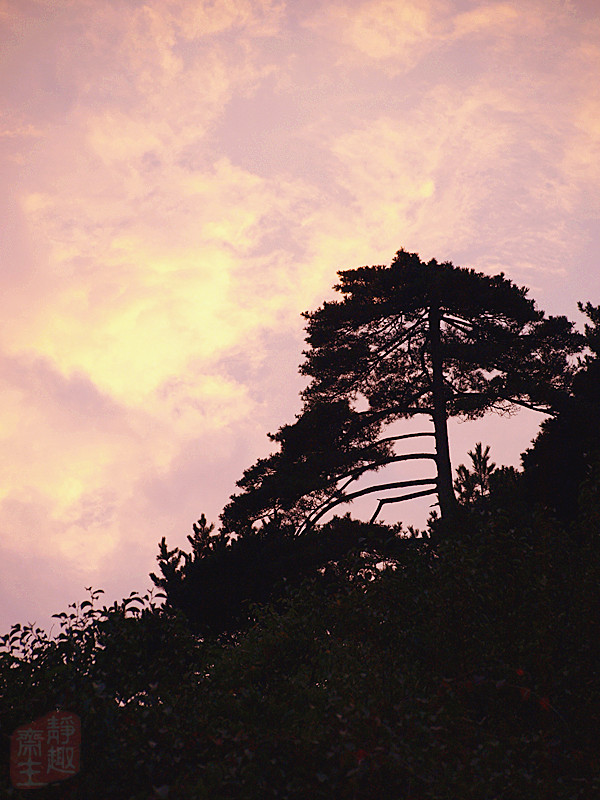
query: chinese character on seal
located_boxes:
[10,711,81,788]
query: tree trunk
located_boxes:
[428,301,457,520]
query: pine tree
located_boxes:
[454,443,496,505]
[223,249,582,531]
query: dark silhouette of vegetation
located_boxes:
[223,249,582,533]
[453,442,496,506]
[150,513,399,637]
[151,251,583,639]
[2,478,599,797]
[1,261,598,798]
[518,301,600,529]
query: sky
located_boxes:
[1,0,599,634]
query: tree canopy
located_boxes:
[223,249,583,530]
[517,301,600,528]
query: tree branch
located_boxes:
[339,453,438,485]
[354,397,434,425]
[369,488,439,524]
[299,477,438,532]
[297,451,438,530]
[375,432,435,447]
[335,474,359,495]
[442,314,474,333]
[497,395,557,416]
[364,314,427,373]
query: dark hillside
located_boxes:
[2,482,599,797]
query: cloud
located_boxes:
[171,0,285,38]
[304,0,445,73]
[301,0,600,277]
[0,0,311,625]
[0,1,306,407]
[0,123,42,138]
[8,152,321,399]
[559,39,600,209]
[304,0,576,72]
[300,84,522,267]
[0,345,260,633]
[451,2,522,39]
[1,0,599,633]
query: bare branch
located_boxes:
[369,488,439,524]
[340,453,438,484]
[297,452,438,531]
[364,313,427,373]
[335,474,359,495]
[375,432,435,447]
[442,314,474,333]
[300,477,438,532]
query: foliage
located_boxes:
[224,249,583,531]
[453,442,496,505]
[219,400,420,535]
[150,513,401,637]
[2,494,600,798]
[0,589,203,798]
[519,302,600,527]
[301,250,579,415]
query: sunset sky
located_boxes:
[1,0,599,633]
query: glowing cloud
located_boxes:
[0,0,598,632]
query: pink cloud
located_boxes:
[0,0,599,633]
